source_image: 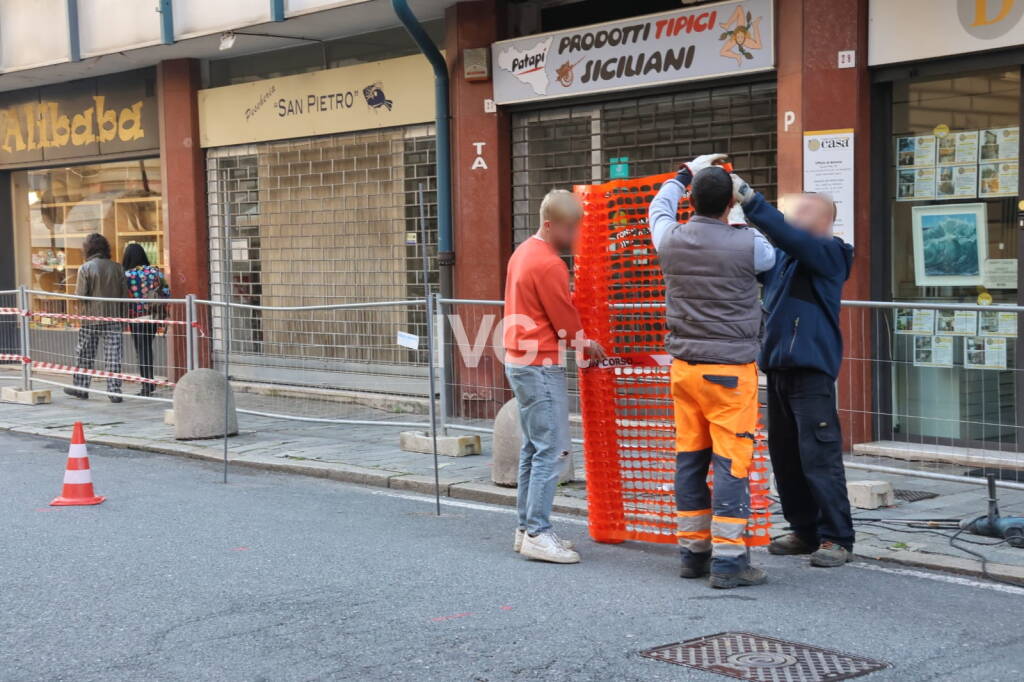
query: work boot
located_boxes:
[810,541,852,567]
[514,528,574,553]
[709,566,767,589]
[679,553,711,579]
[768,532,817,556]
[63,388,89,400]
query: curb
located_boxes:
[4,420,1020,585]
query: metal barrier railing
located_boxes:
[3,287,1023,491]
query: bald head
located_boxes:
[785,193,836,238]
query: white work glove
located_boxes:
[676,153,728,185]
[731,173,755,205]
[727,203,748,226]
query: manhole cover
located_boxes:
[893,488,939,503]
[640,632,890,681]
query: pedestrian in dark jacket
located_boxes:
[65,233,131,403]
[730,174,856,568]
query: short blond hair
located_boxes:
[539,189,583,225]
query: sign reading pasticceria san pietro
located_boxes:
[0,69,158,168]
[198,54,437,148]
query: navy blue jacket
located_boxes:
[742,192,854,379]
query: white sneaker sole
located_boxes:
[520,545,580,564]
[515,530,574,553]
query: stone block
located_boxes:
[399,430,481,457]
[491,398,573,487]
[2,387,51,405]
[173,369,238,440]
[847,480,895,509]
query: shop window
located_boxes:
[11,159,163,325]
[511,80,777,245]
[887,67,1021,446]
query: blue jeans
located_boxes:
[505,364,570,535]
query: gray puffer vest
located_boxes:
[658,215,762,364]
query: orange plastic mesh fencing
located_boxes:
[573,172,771,546]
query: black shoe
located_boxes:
[108,394,123,404]
[63,388,89,400]
[680,556,711,579]
[768,532,818,556]
[138,387,154,397]
[709,566,768,589]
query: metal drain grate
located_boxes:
[893,489,939,503]
[640,632,890,681]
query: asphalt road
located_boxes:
[2,430,1023,682]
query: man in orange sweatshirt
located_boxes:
[504,189,606,564]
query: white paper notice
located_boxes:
[896,308,936,334]
[965,336,1007,370]
[396,331,420,349]
[979,309,1018,338]
[983,259,1018,290]
[803,129,855,245]
[913,335,954,368]
[934,309,977,336]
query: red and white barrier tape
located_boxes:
[587,353,673,370]
[0,353,29,363]
[0,307,183,326]
[30,361,175,387]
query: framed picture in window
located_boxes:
[911,203,987,287]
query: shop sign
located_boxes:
[0,69,158,168]
[198,54,436,148]
[870,0,1024,65]
[491,0,774,105]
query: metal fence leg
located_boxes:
[18,286,31,391]
[185,294,196,373]
[436,295,449,437]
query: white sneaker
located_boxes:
[520,531,581,564]
[514,528,575,553]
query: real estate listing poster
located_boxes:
[913,335,954,368]
[980,127,1019,162]
[896,308,936,334]
[935,164,977,199]
[979,310,1018,338]
[897,135,936,168]
[935,309,977,335]
[964,336,1007,370]
[897,167,936,201]
[936,130,979,165]
[979,161,1018,197]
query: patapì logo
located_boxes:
[957,0,1023,39]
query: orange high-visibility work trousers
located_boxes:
[670,359,758,573]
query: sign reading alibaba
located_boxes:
[0,69,158,168]
[198,54,436,148]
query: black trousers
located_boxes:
[129,323,156,393]
[766,369,854,550]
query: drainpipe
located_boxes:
[392,0,453,300]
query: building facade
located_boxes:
[0,0,1020,450]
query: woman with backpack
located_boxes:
[122,243,170,397]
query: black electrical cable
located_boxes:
[851,518,1023,588]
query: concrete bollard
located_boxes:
[173,369,238,440]
[491,398,573,487]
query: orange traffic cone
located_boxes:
[50,422,105,506]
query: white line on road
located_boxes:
[369,489,588,526]
[371,490,1024,595]
[852,561,1024,596]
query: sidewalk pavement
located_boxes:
[3,375,1023,583]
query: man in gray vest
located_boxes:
[648,156,775,589]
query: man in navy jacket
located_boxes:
[731,174,856,567]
